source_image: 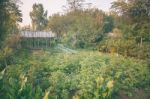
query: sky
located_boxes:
[20,0,115,26]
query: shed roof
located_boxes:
[21,31,56,38]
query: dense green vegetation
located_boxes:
[47,9,106,48]
[0,0,150,99]
[46,0,150,59]
[0,0,21,71]
[0,0,22,45]
[0,49,150,99]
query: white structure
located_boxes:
[21,31,56,38]
[20,31,56,49]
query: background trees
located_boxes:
[30,3,48,31]
[27,0,150,59]
[66,0,85,11]
[0,0,22,47]
[0,0,22,71]
[111,0,150,58]
[47,9,106,48]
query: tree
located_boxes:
[102,16,114,33]
[111,0,150,22]
[66,0,85,11]
[111,0,150,58]
[111,0,150,41]
[47,9,105,48]
[0,0,22,72]
[0,0,22,47]
[30,3,48,31]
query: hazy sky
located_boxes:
[20,0,115,26]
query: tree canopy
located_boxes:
[0,0,22,46]
[30,3,48,31]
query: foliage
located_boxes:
[1,50,149,99]
[102,16,114,33]
[0,0,22,71]
[0,34,21,70]
[96,0,150,59]
[47,9,105,48]
[0,0,22,46]
[0,0,150,99]
[30,3,48,31]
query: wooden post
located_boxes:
[39,38,40,48]
[32,32,34,48]
[49,38,50,47]
[45,38,47,48]
[33,32,35,48]
[38,38,39,49]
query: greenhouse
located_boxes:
[20,31,56,49]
